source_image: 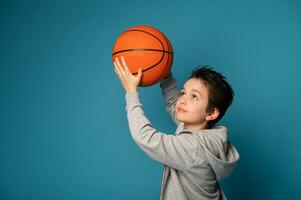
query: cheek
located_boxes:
[189,104,207,117]
[175,99,181,108]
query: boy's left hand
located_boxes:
[113,56,143,93]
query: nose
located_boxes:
[178,95,187,105]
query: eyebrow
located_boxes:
[181,87,203,97]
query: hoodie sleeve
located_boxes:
[159,72,181,126]
[125,92,198,171]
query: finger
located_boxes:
[115,57,126,77]
[113,61,121,78]
[114,61,123,79]
[137,68,143,78]
[121,56,132,75]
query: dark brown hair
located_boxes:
[188,65,234,128]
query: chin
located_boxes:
[176,114,199,125]
[175,114,185,123]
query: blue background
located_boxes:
[1,0,300,199]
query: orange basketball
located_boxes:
[112,25,174,87]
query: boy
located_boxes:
[113,56,239,200]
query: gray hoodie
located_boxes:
[125,73,239,200]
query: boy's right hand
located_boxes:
[114,56,143,93]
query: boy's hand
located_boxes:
[113,56,143,93]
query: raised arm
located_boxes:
[125,92,199,171]
[159,72,181,125]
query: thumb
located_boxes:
[137,68,143,78]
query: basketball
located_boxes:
[112,25,174,87]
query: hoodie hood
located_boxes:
[177,123,240,181]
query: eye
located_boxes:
[192,94,198,100]
[180,91,186,96]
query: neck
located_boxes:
[183,121,208,132]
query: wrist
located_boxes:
[126,88,137,93]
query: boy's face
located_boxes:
[175,78,210,129]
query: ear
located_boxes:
[205,107,219,122]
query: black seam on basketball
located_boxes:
[115,29,166,74]
[112,49,173,56]
[161,30,173,53]
[125,29,166,51]
[152,31,172,83]
[113,28,172,78]
[114,29,173,55]
[131,51,165,75]
[155,32,172,83]
[153,51,169,84]
[113,50,165,73]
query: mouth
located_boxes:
[177,108,187,113]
